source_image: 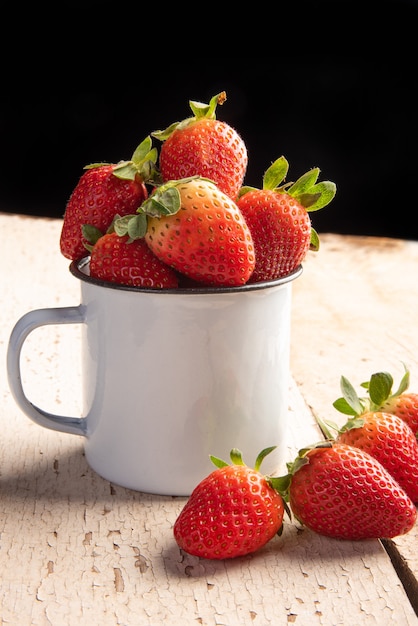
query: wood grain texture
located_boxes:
[291,233,418,590]
[1,215,417,625]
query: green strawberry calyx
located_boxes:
[361,364,411,406]
[210,445,277,471]
[238,156,337,252]
[333,363,411,416]
[313,363,412,439]
[151,91,227,141]
[316,373,382,440]
[84,135,160,185]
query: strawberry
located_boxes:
[320,372,418,502]
[152,92,248,200]
[115,176,255,287]
[279,442,417,540]
[173,448,285,560]
[336,411,418,503]
[88,231,179,289]
[382,392,418,437]
[236,156,336,281]
[60,137,158,261]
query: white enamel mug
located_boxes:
[7,258,302,496]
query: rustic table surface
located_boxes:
[1,213,417,626]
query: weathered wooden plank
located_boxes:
[291,233,418,585]
[1,215,417,625]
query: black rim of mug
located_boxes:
[69,257,303,295]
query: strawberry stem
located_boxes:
[189,91,227,120]
[152,92,227,141]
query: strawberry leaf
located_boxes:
[113,214,147,239]
[361,364,410,404]
[83,136,159,185]
[81,224,103,246]
[287,168,320,196]
[152,121,180,141]
[392,364,410,396]
[210,455,229,469]
[130,135,154,162]
[310,227,320,251]
[332,396,358,415]
[112,161,138,181]
[269,474,292,497]
[84,162,109,170]
[262,156,289,191]
[333,375,366,415]
[254,446,277,471]
[210,446,277,473]
[306,181,337,211]
[141,187,181,217]
[113,214,133,236]
[112,148,158,181]
[127,214,148,239]
[230,448,245,465]
[338,416,366,433]
[315,415,338,439]
[296,192,321,209]
[113,137,159,183]
[237,185,258,198]
[368,371,393,405]
[286,167,336,211]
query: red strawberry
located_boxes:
[280,442,417,540]
[237,156,336,281]
[115,176,255,287]
[152,91,248,200]
[382,393,418,437]
[89,231,179,289]
[336,411,418,503]
[323,371,418,502]
[173,448,285,560]
[60,137,157,261]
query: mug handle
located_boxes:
[7,305,87,436]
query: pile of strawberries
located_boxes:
[174,366,418,559]
[58,92,418,560]
[59,91,336,288]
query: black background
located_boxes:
[2,1,417,240]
